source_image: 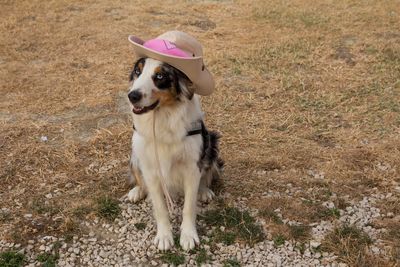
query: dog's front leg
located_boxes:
[145,175,174,251]
[180,163,201,250]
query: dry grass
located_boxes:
[0,0,399,265]
[322,225,373,266]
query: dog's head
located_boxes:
[127,58,195,114]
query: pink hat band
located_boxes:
[143,39,191,58]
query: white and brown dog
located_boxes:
[126,32,223,251]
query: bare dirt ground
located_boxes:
[1,0,399,266]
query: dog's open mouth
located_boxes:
[132,100,159,115]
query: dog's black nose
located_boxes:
[128,90,142,103]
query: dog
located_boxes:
[126,57,223,251]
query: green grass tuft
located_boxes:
[295,242,306,254]
[31,198,60,216]
[200,206,264,245]
[0,210,12,223]
[259,209,283,224]
[331,225,372,244]
[36,252,58,267]
[134,222,146,230]
[96,196,121,221]
[223,258,241,267]
[160,251,185,266]
[214,230,237,245]
[173,234,181,249]
[288,225,311,241]
[273,234,286,247]
[0,251,25,267]
[72,205,92,219]
[320,207,340,219]
[195,248,209,266]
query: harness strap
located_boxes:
[186,128,202,136]
[186,120,203,136]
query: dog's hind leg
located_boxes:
[127,158,147,203]
[198,159,223,202]
[198,130,224,203]
[180,163,201,250]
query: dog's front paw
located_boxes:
[198,187,215,203]
[180,228,199,251]
[128,186,146,203]
[154,230,174,251]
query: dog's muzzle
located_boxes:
[128,90,142,104]
[131,100,159,115]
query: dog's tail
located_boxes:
[204,131,224,192]
[209,131,224,177]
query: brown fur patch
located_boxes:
[154,66,161,73]
[152,89,179,107]
[138,61,144,72]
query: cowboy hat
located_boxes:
[128,31,214,96]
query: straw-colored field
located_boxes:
[1,0,399,266]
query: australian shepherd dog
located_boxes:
[126,57,223,251]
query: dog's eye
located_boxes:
[135,69,141,76]
[155,73,164,80]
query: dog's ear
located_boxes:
[174,69,195,100]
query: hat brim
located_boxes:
[128,35,214,96]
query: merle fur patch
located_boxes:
[198,121,224,179]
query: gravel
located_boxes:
[0,187,397,266]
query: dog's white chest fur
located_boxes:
[132,95,203,194]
